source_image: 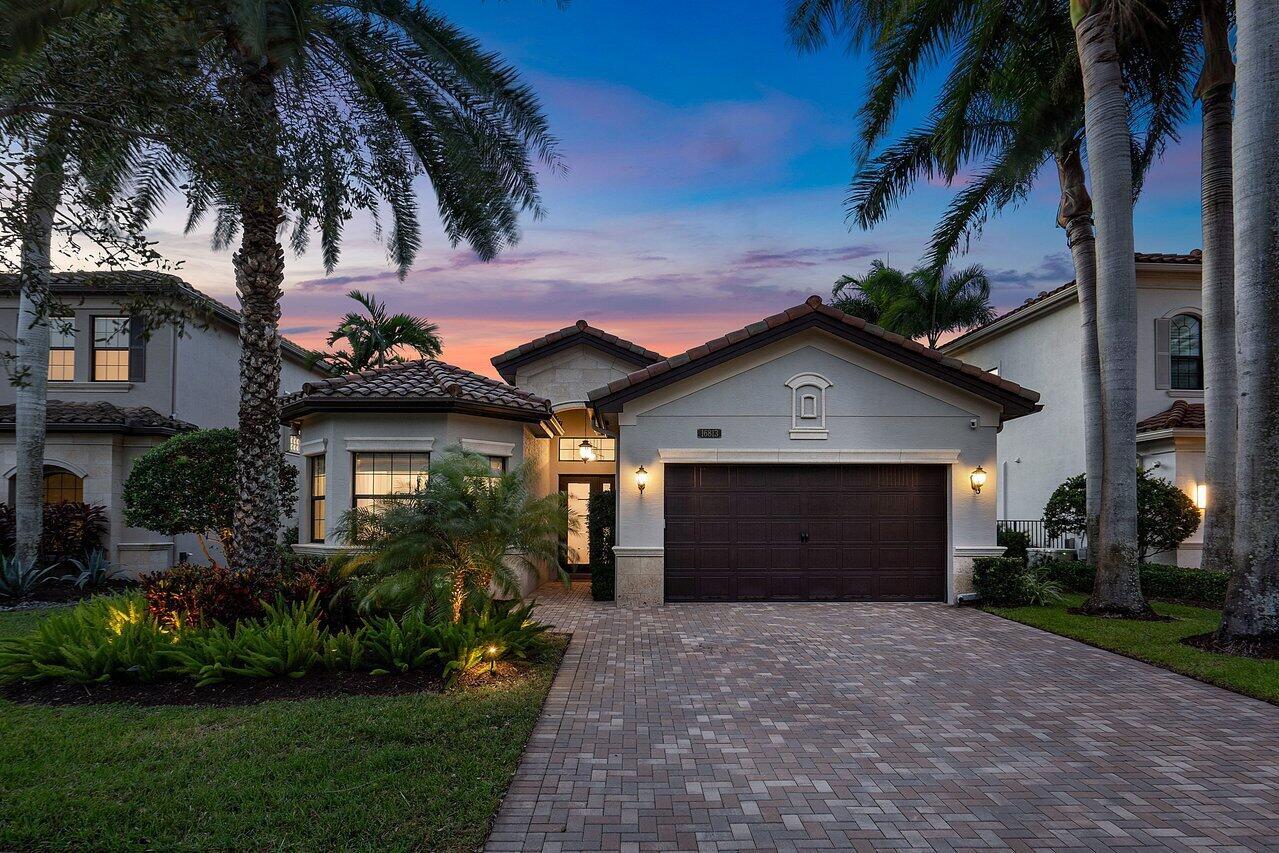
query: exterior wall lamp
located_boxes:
[635,465,648,494]
[969,466,987,494]
[578,439,596,463]
[1195,483,1207,510]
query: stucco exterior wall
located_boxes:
[610,331,1004,605]
[512,344,641,406]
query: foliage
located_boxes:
[997,527,1031,565]
[1020,568,1064,607]
[334,448,568,619]
[360,607,440,676]
[829,260,996,347]
[0,593,173,683]
[1043,470,1201,562]
[0,552,55,599]
[1038,560,1231,607]
[166,596,325,686]
[314,290,443,374]
[0,501,108,568]
[972,556,1033,606]
[123,429,298,564]
[63,549,125,589]
[139,559,347,629]
[587,490,615,601]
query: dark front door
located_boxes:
[664,464,947,602]
[560,474,613,574]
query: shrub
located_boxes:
[1021,567,1064,606]
[0,554,56,600]
[972,557,1032,605]
[63,549,126,590]
[361,607,440,675]
[0,502,109,568]
[1037,560,1230,606]
[996,528,1031,565]
[1043,470,1201,562]
[140,563,266,629]
[166,596,325,686]
[1036,560,1094,593]
[587,490,615,601]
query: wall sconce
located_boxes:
[969,466,987,494]
[1195,483,1207,509]
[635,465,648,494]
[578,439,596,463]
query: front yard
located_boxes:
[985,592,1279,705]
[0,608,564,851]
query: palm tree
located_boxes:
[829,261,996,348]
[334,448,569,621]
[317,290,442,375]
[1220,0,1279,642]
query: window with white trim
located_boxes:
[92,316,130,381]
[785,372,832,438]
[48,316,75,381]
[1170,314,1203,390]
[352,452,429,512]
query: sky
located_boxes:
[147,0,1205,377]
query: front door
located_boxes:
[560,475,613,574]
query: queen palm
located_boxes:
[830,260,995,348]
[318,290,442,375]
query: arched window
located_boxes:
[6,466,84,505]
[1170,314,1203,390]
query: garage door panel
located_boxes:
[878,493,912,516]
[665,520,697,545]
[698,466,733,489]
[877,519,912,542]
[695,494,733,517]
[733,492,772,516]
[804,493,843,517]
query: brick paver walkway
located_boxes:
[487,583,1279,851]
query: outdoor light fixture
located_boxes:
[1195,483,1208,510]
[635,466,648,494]
[578,439,596,463]
[969,466,987,494]
[486,644,499,674]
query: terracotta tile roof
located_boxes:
[0,401,195,435]
[1137,400,1205,432]
[587,295,1041,416]
[944,250,1202,351]
[280,358,552,420]
[491,320,664,382]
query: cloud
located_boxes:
[985,251,1074,290]
[732,245,881,270]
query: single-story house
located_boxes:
[286,296,1041,605]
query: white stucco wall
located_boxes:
[512,344,642,406]
[609,331,1006,605]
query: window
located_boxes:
[92,316,130,381]
[288,432,301,454]
[48,316,75,381]
[352,452,429,512]
[488,456,506,476]
[8,467,84,505]
[558,437,615,462]
[1170,314,1203,390]
[785,372,832,439]
[309,456,326,542]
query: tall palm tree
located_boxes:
[317,290,442,375]
[829,261,996,348]
[1220,0,1279,642]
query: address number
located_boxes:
[697,428,722,439]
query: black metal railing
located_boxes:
[998,519,1084,551]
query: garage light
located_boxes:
[578,439,596,463]
[635,466,648,494]
[1195,483,1207,509]
[969,466,987,494]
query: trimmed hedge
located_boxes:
[586,491,615,601]
[972,557,1030,606]
[1037,560,1230,607]
[996,528,1030,565]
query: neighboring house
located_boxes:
[288,297,1040,605]
[940,251,1206,566]
[0,271,327,574]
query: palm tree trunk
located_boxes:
[14,136,67,566]
[1219,0,1279,641]
[1072,1,1148,615]
[230,72,286,572]
[1196,0,1237,576]
[1056,144,1101,566]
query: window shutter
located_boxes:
[1154,317,1171,390]
[128,316,146,382]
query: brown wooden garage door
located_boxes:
[664,464,947,602]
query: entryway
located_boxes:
[559,474,612,575]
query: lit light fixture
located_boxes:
[486,644,499,673]
[635,465,648,494]
[969,466,987,494]
[578,439,596,463]
[1195,483,1208,509]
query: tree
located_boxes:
[1220,0,1279,642]
[122,429,298,567]
[829,261,995,347]
[333,448,568,621]
[1044,471,1201,563]
[316,290,442,375]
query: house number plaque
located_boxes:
[697,428,722,439]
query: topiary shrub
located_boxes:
[972,556,1031,606]
[586,491,615,601]
[997,527,1031,565]
[1044,469,1201,562]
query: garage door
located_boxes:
[664,464,947,602]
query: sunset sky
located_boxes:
[147,0,1204,377]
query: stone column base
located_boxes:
[614,547,664,606]
[952,546,1006,602]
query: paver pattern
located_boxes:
[488,584,1279,851]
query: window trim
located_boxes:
[1169,313,1204,391]
[91,315,131,382]
[48,315,76,382]
[350,450,431,513]
[309,455,326,543]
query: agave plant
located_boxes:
[0,553,55,599]
[63,549,125,590]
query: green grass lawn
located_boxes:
[985,593,1279,705]
[0,607,564,851]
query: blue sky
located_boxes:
[149,0,1205,374]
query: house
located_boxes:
[940,251,1206,566]
[0,271,328,573]
[287,296,1041,605]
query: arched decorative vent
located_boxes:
[785,372,832,439]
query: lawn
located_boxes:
[0,607,564,851]
[985,593,1279,705]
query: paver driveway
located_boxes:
[487,584,1279,851]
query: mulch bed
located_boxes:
[1,579,135,610]
[1183,631,1279,661]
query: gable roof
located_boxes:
[942,250,1202,353]
[279,358,553,423]
[0,401,195,436]
[587,295,1041,421]
[0,271,321,371]
[491,319,665,383]
[1137,400,1204,432]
